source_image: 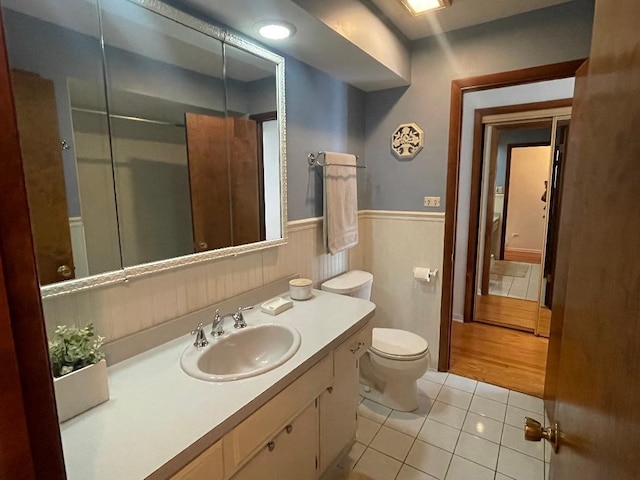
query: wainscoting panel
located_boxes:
[42,218,347,344]
[350,211,445,368]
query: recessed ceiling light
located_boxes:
[401,0,451,16]
[254,20,296,40]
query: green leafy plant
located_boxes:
[48,323,105,378]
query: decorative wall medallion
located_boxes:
[391,122,424,159]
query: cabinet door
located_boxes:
[277,402,318,480]
[318,358,358,473]
[171,440,224,480]
[230,442,278,480]
[232,402,318,480]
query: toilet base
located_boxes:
[358,381,419,412]
[358,352,426,412]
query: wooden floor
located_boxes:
[475,294,538,331]
[449,321,548,398]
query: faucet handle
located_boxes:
[191,322,209,348]
[233,306,253,329]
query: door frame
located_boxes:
[463,103,571,324]
[438,59,586,370]
[0,10,66,479]
[500,141,553,262]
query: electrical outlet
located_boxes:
[423,196,441,207]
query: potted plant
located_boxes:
[49,323,109,422]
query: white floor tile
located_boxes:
[385,410,428,438]
[354,448,402,480]
[445,455,495,480]
[418,418,461,453]
[427,401,467,429]
[405,440,452,480]
[436,386,473,410]
[462,412,504,444]
[370,426,415,461]
[501,424,544,460]
[359,399,392,424]
[357,416,382,445]
[422,370,448,385]
[454,432,499,470]
[474,382,509,404]
[497,446,545,480]
[508,391,544,415]
[495,474,514,480]
[444,374,478,394]
[338,442,367,470]
[469,395,507,422]
[414,395,435,417]
[396,464,439,480]
[418,378,443,399]
[545,462,550,480]
[505,405,543,429]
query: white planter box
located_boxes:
[53,359,109,423]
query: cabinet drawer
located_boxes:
[171,440,223,480]
[224,353,332,473]
[334,321,372,371]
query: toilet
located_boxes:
[321,270,430,412]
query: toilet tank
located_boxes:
[321,270,373,300]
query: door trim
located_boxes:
[439,59,585,371]
[0,10,66,479]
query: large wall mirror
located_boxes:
[1,0,287,295]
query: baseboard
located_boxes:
[504,248,542,264]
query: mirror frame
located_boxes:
[40,0,287,298]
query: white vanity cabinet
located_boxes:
[170,320,372,480]
[318,323,372,475]
[231,401,318,480]
[171,441,224,480]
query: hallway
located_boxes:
[449,322,548,397]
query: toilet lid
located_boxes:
[321,270,373,295]
[370,328,429,359]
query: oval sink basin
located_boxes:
[180,324,301,382]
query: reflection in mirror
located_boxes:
[474,121,553,331]
[100,0,226,267]
[1,0,119,284]
[101,0,282,267]
[2,0,286,287]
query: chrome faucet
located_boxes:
[191,322,209,348]
[211,306,253,337]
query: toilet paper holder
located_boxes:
[413,267,438,283]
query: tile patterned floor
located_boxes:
[335,371,550,480]
[484,262,541,301]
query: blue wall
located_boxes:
[360,0,594,213]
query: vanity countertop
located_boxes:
[59,289,375,480]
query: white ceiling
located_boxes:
[176,0,580,90]
[368,0,575,40]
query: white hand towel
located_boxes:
[323,152,359,255]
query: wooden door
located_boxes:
[11,70,75,285]
[0,12,66,477]
[545,1,640,478]
[185,113,232,251]
[228,117,262,246]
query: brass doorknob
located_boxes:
[57,265,72,278]
[524,417,559,453]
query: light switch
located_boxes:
[423,196,441,207]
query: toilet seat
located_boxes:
[370,328,429,362]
